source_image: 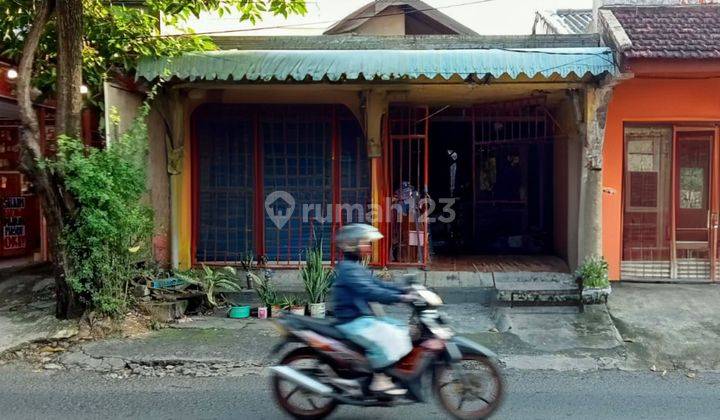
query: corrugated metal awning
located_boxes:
[136,47,616,82]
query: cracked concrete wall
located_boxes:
[147,107,170,267]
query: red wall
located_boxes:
[603,77,720,280]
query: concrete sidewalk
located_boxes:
[0,267,78,355]
[4,273,719,377]
[53,302,629,377]
[608,282,720,372]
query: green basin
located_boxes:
[228,306,251,319]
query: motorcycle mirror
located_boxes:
[402,274,418,285]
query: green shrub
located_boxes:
[576,256,610,289]
[47,104,154,316]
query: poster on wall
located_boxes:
[0,127,34,257]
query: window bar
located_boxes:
[288,108,295,264]
[408,110,413,263]
[225,128,231,266]
[385,114,390,264]
[331,106,340,264]
[423,106,430,267]
[254,112,265,260]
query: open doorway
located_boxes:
[428,115,474,255]
[425,102,555,261]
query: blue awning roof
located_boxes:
[137,47,616,82]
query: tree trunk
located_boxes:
[56,0,84,139]
[16,0,83,319]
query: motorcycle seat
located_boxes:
[284,313,347,341]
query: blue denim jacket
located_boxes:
[330,260,404,323]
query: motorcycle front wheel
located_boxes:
[434,354,504,419]
[271,347,338,420]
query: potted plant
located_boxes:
[280,296,306,316]
[250,271,278,318]
[176,265,242,308]
[301,246,334,318]
[270,299,283,318]
[576,256,612,304]
[292,298,308,316]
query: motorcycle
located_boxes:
[269,277,504,419]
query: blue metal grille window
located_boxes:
[193,104,370,266]
[262,106,333,262]
[340,116,370,224]
[195,107,255,262]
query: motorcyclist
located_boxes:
[331,223,414,396]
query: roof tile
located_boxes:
[608,5,720,59]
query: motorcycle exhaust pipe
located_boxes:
[270,366,334,396]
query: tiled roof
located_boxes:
[608,5,720,59]
[536,9,592,35]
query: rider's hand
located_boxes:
[400,293,417,303]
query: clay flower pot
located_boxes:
[290,305,306,316]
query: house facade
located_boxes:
[597,4,720,281]
[133,2,616,275]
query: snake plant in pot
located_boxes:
[280,295,307,316]
[301,246,334,318]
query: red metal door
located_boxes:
[671,129,716,279]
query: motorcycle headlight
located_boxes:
[417,290,443,306]
[429,325,454,340]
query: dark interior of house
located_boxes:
[427,111,554,257]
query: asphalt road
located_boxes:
[1,366,719,420]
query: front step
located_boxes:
[493,272,581,305]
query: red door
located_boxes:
[672,129,717,280]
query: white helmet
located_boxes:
[335,224,383,252]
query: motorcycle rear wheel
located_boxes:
[434,354,504,419]
[271,347,338,420]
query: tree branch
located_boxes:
[16,0,53,160]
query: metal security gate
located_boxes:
[192,104,369,266]
[194,106,255,263]
[385,106,430,266]
[384,99,555,265]
[471,98,554,254]
[261,106,334,263]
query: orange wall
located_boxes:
[602,77,720,280]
